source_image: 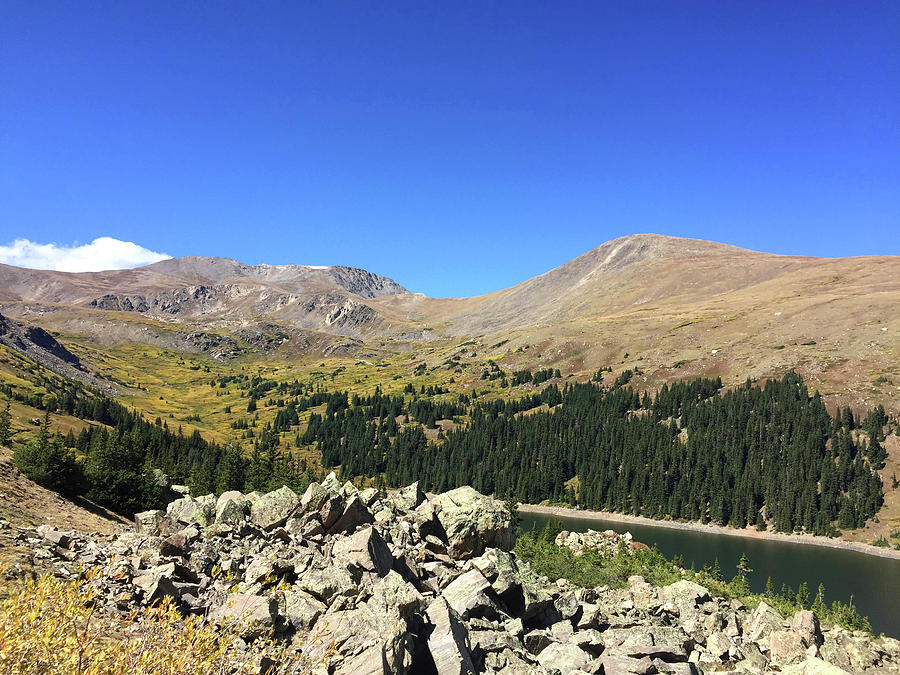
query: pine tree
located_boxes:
[711,558,723,582]
[0,400,11,446]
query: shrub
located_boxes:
[0,571,320,674]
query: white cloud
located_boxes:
[0,237,171,272]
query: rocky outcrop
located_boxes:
[0,312,115,394]
[6,480,899,674]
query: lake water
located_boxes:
[520,511,900,638]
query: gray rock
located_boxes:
[791,610,823,648]
[661,580,710,620]
[159,531,190,557]
[166,495,215,527]
[704,630,732,661]
[767,630,807,666]
[392,482,425,512]
[208,593,276,638]
[470,629,521,653]
[744,601,784,643]
[594,654,656,675]
[431,487,515,559]
[244,555,275,585]
[134,573,180,605]
[845,635,879,671]
[359,487,380,506]
[331,526,393,576]
[441,568,497,620]
[425,597,476,675]
[134,509,165,534]
[215,490,248,524]
[300,481,328,513]
[819,630,853,671]
[328,494,373,535]
[302,579,416,673]
[536,642,592,674]
[524,629,554,655]
[279,588,326,630]
[250,485,301,531]
[297,564,357,603]
[320,471,342,496]
[319,494,345,531]
[781,657,852,675]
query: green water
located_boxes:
[520,511,900,638]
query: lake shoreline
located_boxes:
[517,503,900,561]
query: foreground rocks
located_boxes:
[5,476,899,674]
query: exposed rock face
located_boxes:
[0,311,114,393]
[7,479,899,674]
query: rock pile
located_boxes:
[4,475,900,674]
[555,529,633,556]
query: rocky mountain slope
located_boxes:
[0,234,897,409]
[5,476,898,674]
[0,256,414,339]
[0,311,114,393]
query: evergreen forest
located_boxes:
[7,371,889,536]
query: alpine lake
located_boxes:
[520,511,900,638]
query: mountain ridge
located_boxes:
[1,233,897,410]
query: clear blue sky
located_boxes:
[1,1,898,297]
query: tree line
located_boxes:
[304,372,886,535]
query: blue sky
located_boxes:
[1,2,898,297]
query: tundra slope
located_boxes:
[0,234,898,409]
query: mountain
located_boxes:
[0,235,897,410]
[0,256,416,343]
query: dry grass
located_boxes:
[0,571,324,674]
[0,571,236,674]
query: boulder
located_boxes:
[302,580,416,673]
[167,495,215,527]
[359,487,380,506]
[425,597,476,675]
[661,580,711,620]
[366,570,426,622]
[209,593,276,638]
[279,588,326,630]
[431,487,515,559]
[845,635,879,671]
[745,601,785,643]
[244,555,275,585]
[250,485,301,531]
[791,610,823,648]
[441,569,497,620]
[320,471,342,496]
[297,564,357,604]
[767,630,807,666]
[300,481,328,513]
[781,657,852,675]
[536,642,593,673]
[392,482,425,512]
[594,654,656,675]
[133,572,180,605]
[328,494,373,535]
[331,526,393,576]
[134,509,165,534]
[470,548,553,621]
[319,494,346,531]
[215,490,247,524]
[159,531,190,557]
[704,631,732,662]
